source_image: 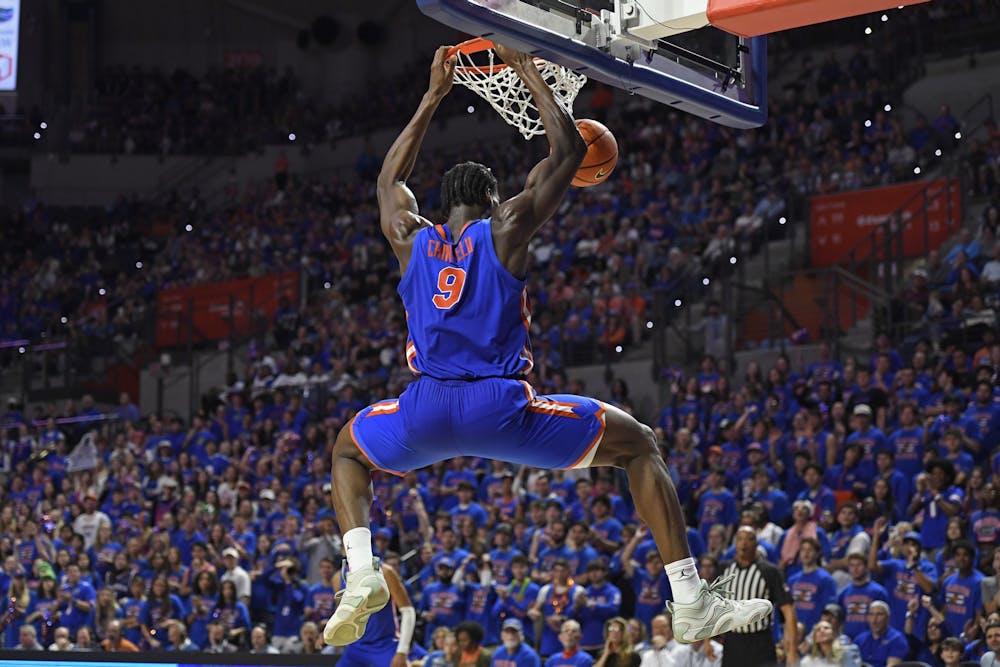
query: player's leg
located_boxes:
[325,383,452,646]
[331,418,378,548]
[324,419,391,646]
[335,646,380,667]
[587,402,773,642]
[585,404,688,563]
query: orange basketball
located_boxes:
[572,119,618,188]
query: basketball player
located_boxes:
[331,562,415,667]
[323,43,772,647]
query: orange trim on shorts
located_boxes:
[564,404,607,469]
[519,380,582,419]
[528,404,581,419]
[368,400,400,415]
[519,380,535,400]
[349,417,406,478]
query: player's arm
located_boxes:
[868,517,887,576]
[383,564,415,667]
[376,47,455,245]
[493,44,587,269]
[621,526,643,579]
[781,602,799,665]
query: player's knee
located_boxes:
[609,420,657,467]
[636,423,658,456]
[332,419,362,461]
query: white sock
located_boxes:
[343,528,373,573]
[664,557,701,605]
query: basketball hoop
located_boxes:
[447,38,587,141]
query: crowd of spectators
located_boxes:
[4,306,1000,667]
[889,196,1000,346]
[2,6,1000,664]
[3,30,986,382]
[51,59,477,157]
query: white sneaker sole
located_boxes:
[673,599,774,643]
[323,579,391,646]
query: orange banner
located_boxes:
[810,179,961,267]
[156,273,299,347]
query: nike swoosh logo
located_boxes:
[596,168,608,178]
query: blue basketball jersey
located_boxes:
[399,219,533,380]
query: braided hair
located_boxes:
[440,161,498,216]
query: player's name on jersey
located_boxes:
[428,236,474,262]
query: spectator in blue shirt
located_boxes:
[591,475,631,526]
[838,552,890,639]
[940,428,975,485]
[578,560,621,652]
[493,555,540,648]
[420,559,466,642]
[807,342,844,384]
[967,381,1000,452]
[697,466,738,543]
[872,449,909,520]
[749,465,791,525]
[621,528,672,634]
[846,404,887,476]
[826,443,872,501]
[430,527,471,570]
[303,557,337,629]
[492,618,541,667]
[588,496,624,556]
[718,418,747,479]
[544,619,593,667]
[451,481,490,529]
[939,540,984,636]
[788,537,838,635]
[534,520,570,580]
[529,559,586,658]
[909,460,964,551]
[58,562,96,637]
[855,600,907,667]
[928,395,982,459]
[453,553,500,646]
[488,524,523,586]
[269,558,307,651]
[868,518,937,636]
[736,443,775,502]
[141,575,187,649]
[798,464,837,522]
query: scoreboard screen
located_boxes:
[0,0,20,91]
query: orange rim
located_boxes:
[447,37,544,76]
[447,37,496,58]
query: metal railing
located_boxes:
[961,92,994,141]
[9,273,300,419]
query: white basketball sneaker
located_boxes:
[666,573,774,643]
[323,559,391,646]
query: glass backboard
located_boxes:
[417,0,768,128]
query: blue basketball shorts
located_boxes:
[337,640,398,666]
[350,376,608,475]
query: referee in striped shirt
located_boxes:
[719,526,798,667]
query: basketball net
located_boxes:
[451,43,587,141]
